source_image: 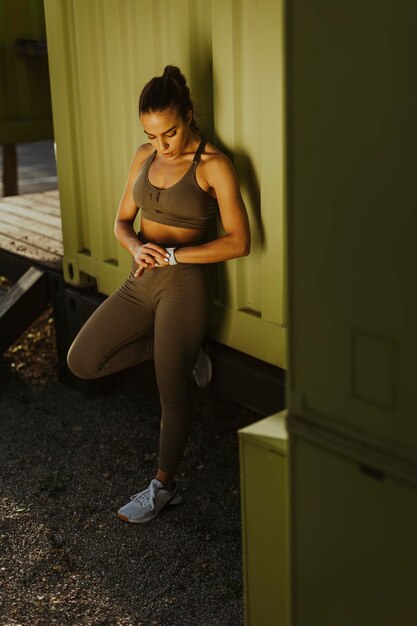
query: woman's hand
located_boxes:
[132,242,170,278]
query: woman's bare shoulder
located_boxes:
[129,142,155,174]
[203,140,226,158]
[201,141,236,178]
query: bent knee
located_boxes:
[67,343,100,380]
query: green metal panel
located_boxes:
[211,0,287,366]
[44,0,286,367]
[286,0,417,457]
[238,411,289,626]
[0,0,53,143]
[290,432,417,626]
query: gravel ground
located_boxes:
[0,309,260,626]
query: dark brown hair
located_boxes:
[138,65,198,133]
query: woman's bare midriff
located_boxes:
[140,217,204,246]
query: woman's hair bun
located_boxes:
[139,65,199,133]
[162,65,186,86]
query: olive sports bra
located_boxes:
[132,138,219,230]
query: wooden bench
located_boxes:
[0,190,63,270]
[0,190,63,353]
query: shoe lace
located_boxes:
[130,480,160,511]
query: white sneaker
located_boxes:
[117,479,183,524]
[192,347,213,388]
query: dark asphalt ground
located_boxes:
[0,354,259,625]
[0,142,262,625]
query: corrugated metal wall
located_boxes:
[286,0,417,453]
[44,0,286,367]
[0,0,53,143]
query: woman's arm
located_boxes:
[114,145,171,272]
[174,153,251,264]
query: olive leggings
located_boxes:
[67,263,211,475]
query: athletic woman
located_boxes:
[67,65,250,523]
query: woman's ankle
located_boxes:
[156,469,174,490]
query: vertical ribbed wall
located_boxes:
[44,0,286,367]
[0,0,53,143]
[287,0,417,456]
[211,0,286,364]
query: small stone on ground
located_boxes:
[0,306,260,625]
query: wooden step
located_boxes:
[0,190,63,272]
[0,266,50,353]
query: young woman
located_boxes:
[67,65,250,524]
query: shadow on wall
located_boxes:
[189,56,265,248]
[211,136,264,308]
[189,59,215,143]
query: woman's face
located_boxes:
[140,108,193,160]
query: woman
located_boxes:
[67,65,250,524]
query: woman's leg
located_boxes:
[152,265,211,481]
[67,273,155,379]
[116,265,211,523]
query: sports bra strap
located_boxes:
[193,138,206,163]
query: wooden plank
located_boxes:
[3,191,61,210]
[25,190,60,208]
[0,200,62,225]
[0,211,62,241]
[25,190,59,199]
[0,201,62,228]
[0,220,63,255]
[2,189,60,202]
[0,266,50,353]
[4,189,59,201]
[0,189,64,278]
[30,193,61,209]
[0,233,62,266]
[0,195,61,218]
[7,199,61,217]
[0,199,61,222]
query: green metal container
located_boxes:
[289,425,417,626]
[44,0,287,368]
[0,0,53,143]
[286,2,417,623]
[286,0,417,459]
[239,410,290,626]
